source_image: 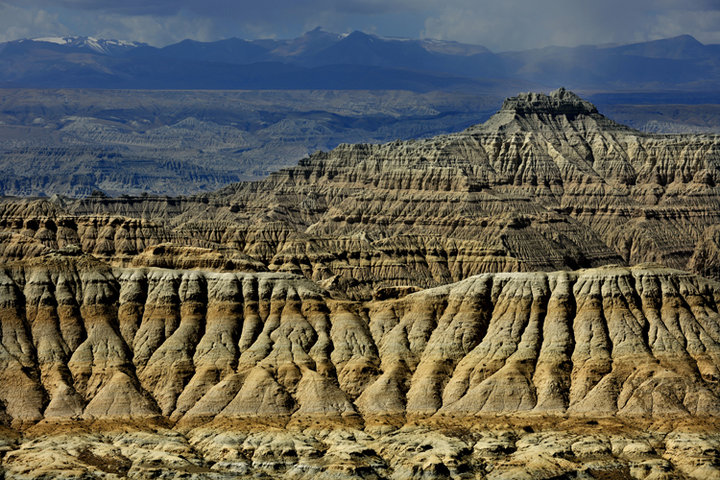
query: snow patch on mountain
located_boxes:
[30,36,143,54]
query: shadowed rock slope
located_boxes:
[2,89,720,300]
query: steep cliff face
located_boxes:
[2,257,719,425]
[2,258,720,478]
[2,89,720,300]
[205,89,720,284]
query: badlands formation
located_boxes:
[2,89,720,298]
[2,89,720,478]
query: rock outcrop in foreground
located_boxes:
[2,255,720,477]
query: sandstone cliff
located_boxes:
[3,89,720,478]
[1,258,720,477]
[2,257,720,424]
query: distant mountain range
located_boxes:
[1,29,719,93]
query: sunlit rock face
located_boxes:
[2,89,720,300]
[3,90,720,478]
[2,259,720,423]
[2,258,720,478]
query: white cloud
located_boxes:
[421,0,720,50]
[0,4,66,42]
[92,11,215,45]
[651,9,720,44]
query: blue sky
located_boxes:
[1,0,719,50]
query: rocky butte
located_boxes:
[2,89,720,478]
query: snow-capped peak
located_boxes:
[32,36,70,45]
[28,36,144,54]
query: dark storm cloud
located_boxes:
[0,0,719,49]
[9,0,424,15]
[0,0,179,15]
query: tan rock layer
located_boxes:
[2,258,720,426]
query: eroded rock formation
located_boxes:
[3,90,720,478]
[2,257,720,425]
[2,89,720,300]
[1,256,720,477]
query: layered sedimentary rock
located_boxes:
[2,89,720,299]
[0,89,495,197]
[2,257,720,477]
[3,89,720,478]
[2,257,720,424]
[5,419,720,480]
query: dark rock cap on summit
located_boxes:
[500,87,599,116]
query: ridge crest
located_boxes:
[500,87,599,116]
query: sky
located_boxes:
[0,0,719,51]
